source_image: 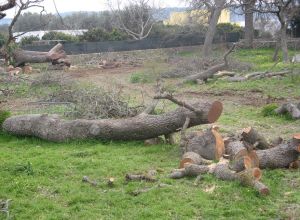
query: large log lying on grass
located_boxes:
[256,135,300,169]
[13,43,70,67]
[3,101,223,142]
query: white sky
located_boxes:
[4,0,187,18]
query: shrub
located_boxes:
[80,28,110,42]
[0,33,7,47]
[20,35,40,45]
[261,103,279,117]
[42,31,79,42]
[130,71,155,84]
[0,110,11,128]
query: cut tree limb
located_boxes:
[183,127,225,160]
[180,152,212,169]
[183,44,236,83]
[256,135,300,169]
[275,103,300,120]
[241,127,270,149]
[3,100,223,142]
[13,43,69,67]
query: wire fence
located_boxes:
[22,33,241,55]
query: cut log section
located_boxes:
[13,43,69,67]
[225,141,259,172]
[256,136,300,169]
[184,127,225,160]
[179,152,212,168]
[3,100,223,142]
[275,103,300,120]
[241,127,269,149]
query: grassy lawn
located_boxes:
[0,47,300,219]
[0,132,299,220]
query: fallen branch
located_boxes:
[125,174,156,182]
[183,44,236,83]
[275,103,300,120]
[82,176,98,187]
[241,127,270,150]
[256,135,300,169]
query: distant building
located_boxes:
[164,9,242,26]
[13,30,88,43]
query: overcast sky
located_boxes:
[4,0,187,18]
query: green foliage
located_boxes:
[108,29,128,41]
[216,23,244,40]
[130,72,153,83]
[261,104,279,117]
[80,28,128,42]
[0,110,11,128]
[42,31,79,42]
[20,35,40,46]
[13,162,34,176]
[0,33,7,47]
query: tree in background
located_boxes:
[254,0,298,62]
[108,0,156,40]
[188,0,234,57]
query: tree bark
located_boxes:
[12,43,68,67]
[244,0,256,48]
[183,127,225,160]
[3,101,223,142]
[278,11,289,62]
[241,127,269,149]
[184,44,235,83]
[256,136,300,169]
[180,152,212,168]
[203,0,226,57]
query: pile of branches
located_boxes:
[30,72,142,120]
[170,125,300,196]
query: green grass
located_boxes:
[0,132,299,220]
[1,47,300,219]
[234,48,300,72]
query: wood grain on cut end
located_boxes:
[289,160,300,169]
[294,134,300,140]
[297,145,300,153]
[180,152,201,168]
[248,150,260,168]
[252,168,262,180]
[242,127,252,134]
[180,159,192,169]
[211,129,225,160]
[207,101,223,123]
[243,156,252,170]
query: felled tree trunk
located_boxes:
[275,103,300,120]
[3,101,223,142]
[13,43,70,67]
[256,135,300,169]
[241,127,269,149]
[183,127,225,160]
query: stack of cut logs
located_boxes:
[170,126,300,196]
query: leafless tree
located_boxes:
[7,0,45,46]
[0,0,16,20]
[254,0,298,62]
[188,0,234,57]
[108,0,156,40]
